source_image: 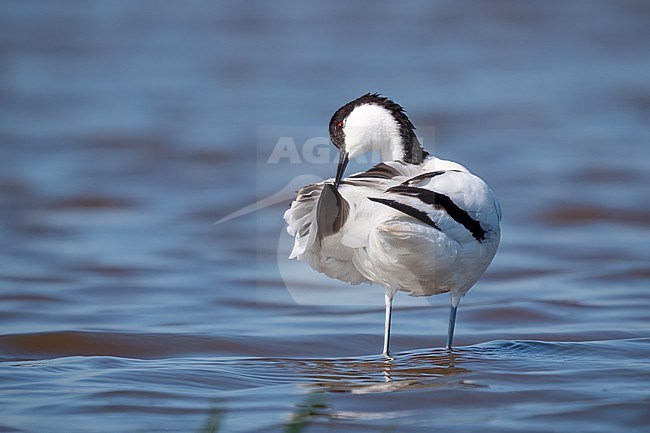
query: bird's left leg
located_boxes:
[382,292,393,358]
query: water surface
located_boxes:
[1,1,649,432]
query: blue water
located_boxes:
[1,1,649,432]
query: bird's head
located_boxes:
[328,93,427,188]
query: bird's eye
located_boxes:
[336,120,344,129]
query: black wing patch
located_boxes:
[386,185,486,242]
[349,162,402,180]
[316,184,350,240]
[401,169,462,186]
[367,197,441,231]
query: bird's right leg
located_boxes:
[446,304,458,349]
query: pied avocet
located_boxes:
[284,93,501,357]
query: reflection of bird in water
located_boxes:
[280,348,472,394]
[285,94,501,357]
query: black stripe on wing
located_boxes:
[386,185,487,242]
[401,169,462,186]
[349,162,402,180]
[367,197,441,231]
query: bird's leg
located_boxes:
[446,305,458,349]
[382,292,393,358]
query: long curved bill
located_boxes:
[334,149,349,189]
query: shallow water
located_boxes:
[1,1,650,432]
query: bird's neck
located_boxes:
[397,135,429,164]
[377,131,428,164]
[379,140,407,162]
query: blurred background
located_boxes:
[1,1,649,432]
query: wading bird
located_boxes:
[284,94,501,357]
